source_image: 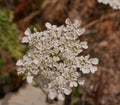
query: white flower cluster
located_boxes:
[16,18,99,101]
[97,0,120,9]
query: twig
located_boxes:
[23,11,40,23]
[84,10,120,29]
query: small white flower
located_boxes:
[16,59,23,66]
[90,58,99,65]
[63,88,72,95]
[89,65,98,73]
[22,37,29,43]
[17,67,25,75]
[48,91,57,100]
[76,28,85,36]
[81,68,90,74]
[23,55,32,65]
[78,79,85,85]
[24,28,31,36]
[77,55,99,74]
[73,19,81,28]
[65,18,72,25]
[58,93,65,101]
[70,81,78,87]
[27,73,33,83]
[53,56,60,61]
[45,22,52,29]
[65,18,86,39]
[80,41,88,49]
[33,59,39,65]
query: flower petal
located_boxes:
[63,88,72,95]
[58,93,65,101]
[90,66,97,73]
[16,59,23,66]
[45,22,52,29]
[27,74,33,83]
[65,18,72,25]
[48,91,57,100]
[73,19,81,28]
[24,28,31,36]
[80,41,88,49]
[90,58,99,65]
[78,79,85,85]
[22,37,29,43]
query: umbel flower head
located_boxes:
[97,0,120,9]
[16,18,99,101]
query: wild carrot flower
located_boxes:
[97,0,120,9]
[16,18,99,101]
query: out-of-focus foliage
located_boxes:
[38,0,44,3]
[0,9,26,96]
[0,9,24,59]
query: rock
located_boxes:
[0,84,63,105]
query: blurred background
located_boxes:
[0,0,120,105]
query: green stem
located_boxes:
[70,85,80,105]
[34,78,47,96]
[70,91,74,105]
